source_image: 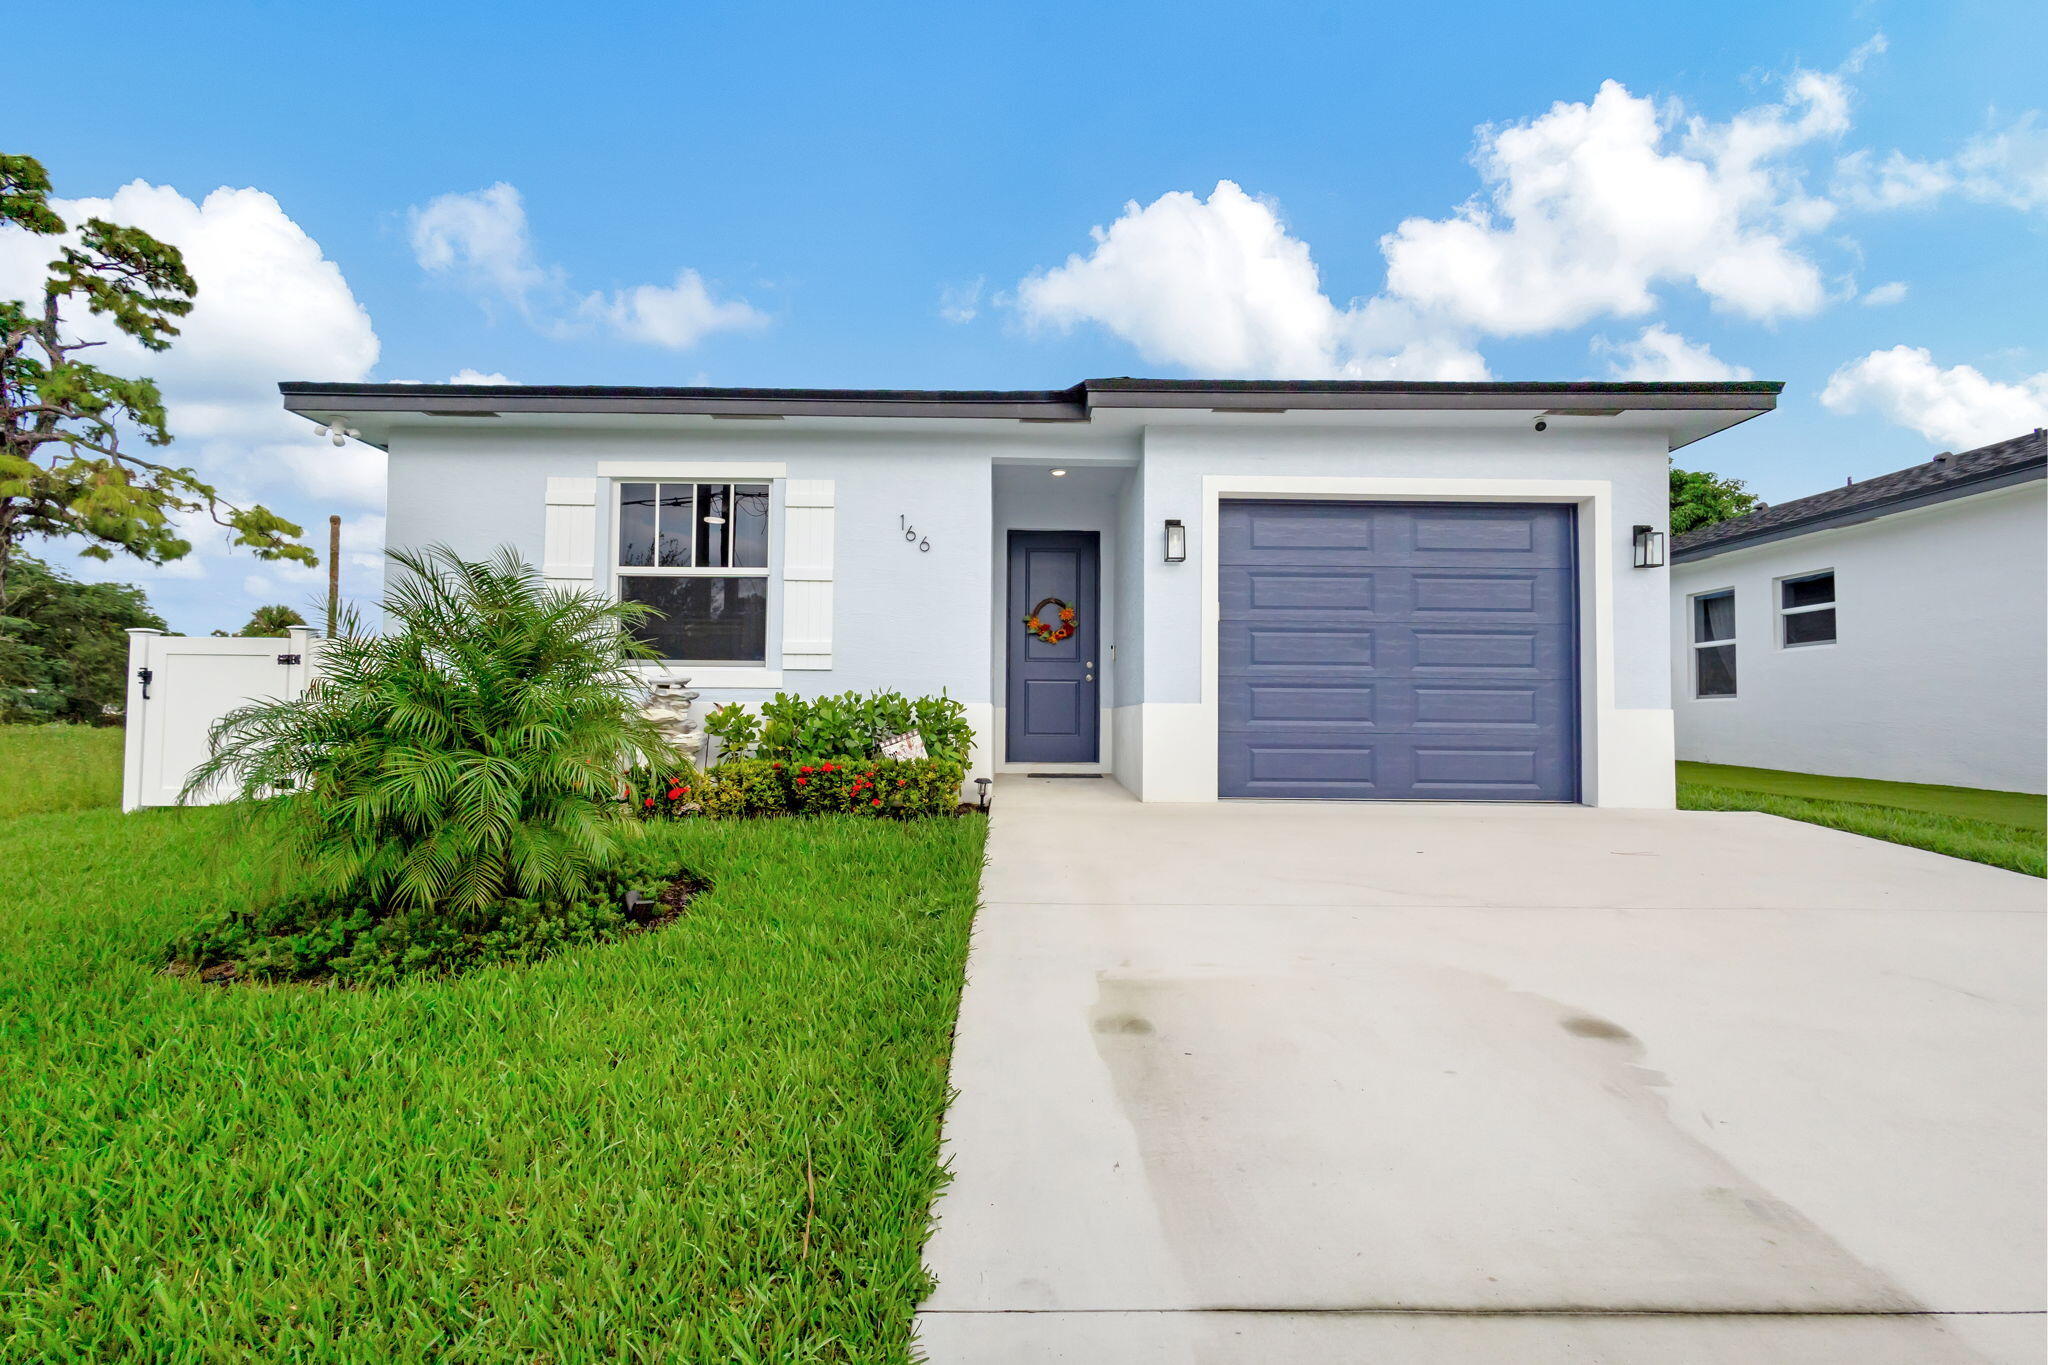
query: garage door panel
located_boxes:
[1224,680,1381,726]
[1413,684,1544,728]
[1230,501,1379,554]
[1244,568,1377,612]
[1219,500,1578,802]
[1233,740,1381,798]
[1220,624,1378,670]
[1417,626,1572,675]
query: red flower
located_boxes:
[823,762,837,772]
[667,787,684,800]
[772,762,783,769]
[871,799,882,808]
[897,778,908,786]
[795,776,809,786]
[800,766,813,775]
[643,797,656,808]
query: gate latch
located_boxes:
[137,666,154,700]
[276,653,303,666]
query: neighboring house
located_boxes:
[279,377,1780,806]
[1670,428,2047,795]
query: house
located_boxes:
[279,377,1782,806]
[1670,428,2047,795]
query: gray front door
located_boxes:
[1218,501,1578,801]
[1006,531,1100,764]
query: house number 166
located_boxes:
[899,516,931,552]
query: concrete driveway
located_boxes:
[917,778,2046,1363]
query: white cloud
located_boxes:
[1834,113,2048,214]
[1380,72,1847,335]
[447,368,514,384]
[1955,113,2048,211]
[577,270,766,350]
[1593,325,1754,381]
[1015,182,1487,379]
[1831,148,1956,209]
[0,180,381,506]
[1860,280,1908,306]
[0,180,387,630]
[938,277,984,324]
[1821,346,2048,448]
[1010,53,1897,378]
[408,183,553,311]
[1017,182,1346,376]
[0,182,379,446]
[409,182,764,351]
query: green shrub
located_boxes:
[175,546,681,983]
[187,545,671,914]
[702,701,760,757]
[631,755,964,821]
[729,689,973,768]
[171,844,688,986]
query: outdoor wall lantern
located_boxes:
[1163,519,1187,563]
[1632,524,1666,569]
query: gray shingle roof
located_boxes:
[1672,428,2047,561]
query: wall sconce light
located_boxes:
[1163,519,1187,563]
[1632,524,1666,568]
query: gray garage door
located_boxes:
[1218,501,1578,801]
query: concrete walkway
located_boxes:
[917,778,2046,1363]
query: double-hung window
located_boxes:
[1692,590,1737,698]
[1779,571,1836,647]
[615,482,771,664]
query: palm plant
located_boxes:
[188,545,672,914]
[237,603,306,636]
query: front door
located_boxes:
[1006,530,1100,763]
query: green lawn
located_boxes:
[0,723,125,817]
[1679,761,2046,878]
[0,727,987,1362]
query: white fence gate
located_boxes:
[121,627,324,811]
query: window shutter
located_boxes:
[782,479,833,670]
[543,477,598,591]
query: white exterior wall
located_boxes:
[384,424,1131,787]
[1670,482,2047,794]
[382,415,1681,806]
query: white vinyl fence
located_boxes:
[121,627,324,811]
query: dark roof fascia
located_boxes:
[1672,457,2047,563]
[1082,378,1783,413]
[280,377,1781,422]
[278,381,1090,421]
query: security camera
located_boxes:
[1533,419,1548,432]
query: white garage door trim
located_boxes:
[1197,475,1617,805]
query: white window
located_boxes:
[1692,589,1737,698]
[614,482,771,663]
[1779,570,1836,648]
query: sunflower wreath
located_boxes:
[1022,596,1079,644]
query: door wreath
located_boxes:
[1023,596,1078,644]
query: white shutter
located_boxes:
[782,479,834,670]
[543,477,599,591]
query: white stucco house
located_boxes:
[276,376,1781,807]
[1670,428,2047,795]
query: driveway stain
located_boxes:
[1084,967,1941,1321]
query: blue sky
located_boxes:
[7,0,2045,632]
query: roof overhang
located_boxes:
[280,377,1782,452]
[1673,457,2047,562]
